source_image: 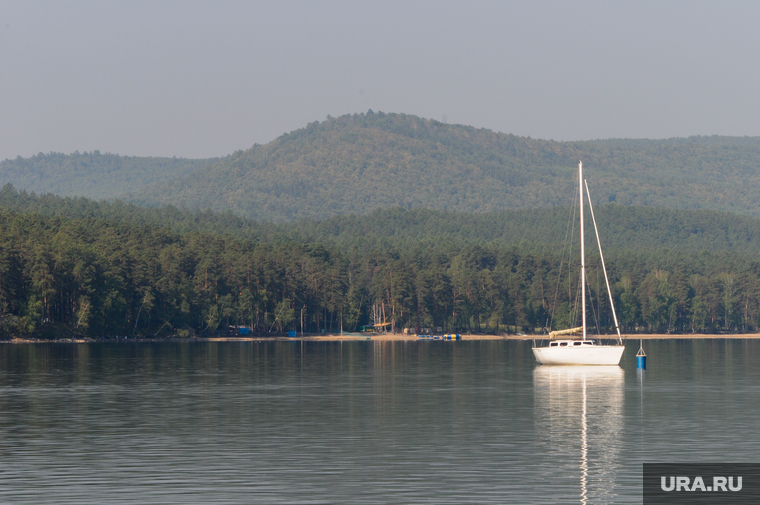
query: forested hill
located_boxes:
[4,184,760,255]
[0,151,218,199]
[130,111,760,221]
[4,190,760,339]
[293,205,760,255]
[6,112,760,221]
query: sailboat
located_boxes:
[532,161,625,366]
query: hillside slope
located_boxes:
[4,184,760,256]
[0,151,218,199]
[131,111,760,221]
[6,112,760,221]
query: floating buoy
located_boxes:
[636,339,647,369]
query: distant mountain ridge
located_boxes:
[0,151,219,200]
[131,111,760,221]
[5,112,760,221]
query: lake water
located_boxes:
[0,339,758,504]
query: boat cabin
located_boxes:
[548,340,595,347]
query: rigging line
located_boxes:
[568,182,579,315]
[571,270,582,331]
[548,183,579,330]
[548,186,579,331]
[585,272,601,336]
[567,179,583,332]
[569,184,580,328]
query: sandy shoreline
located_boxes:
[6,332,760,343]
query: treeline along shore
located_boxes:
[1,186,760,339]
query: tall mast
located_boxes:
[579,161,586,339]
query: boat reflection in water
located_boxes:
[533,366,624,505]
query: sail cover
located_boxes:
[548,326,584,339]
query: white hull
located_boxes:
[532,344,625,366]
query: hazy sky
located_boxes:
[2,0,760,160]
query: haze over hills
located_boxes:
[0,151,219,200]
[129,111,760,221]
[5,111,760,221]
[3,184,760,256]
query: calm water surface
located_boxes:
[0,339,758,504]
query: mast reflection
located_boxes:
[534,366,624,504]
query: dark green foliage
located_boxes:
[130,112,760,221]
[0,151,218,200]
[2,185,760,337]
[7,114,760,337]
[6,184,760,255]
[8,114,760,224]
